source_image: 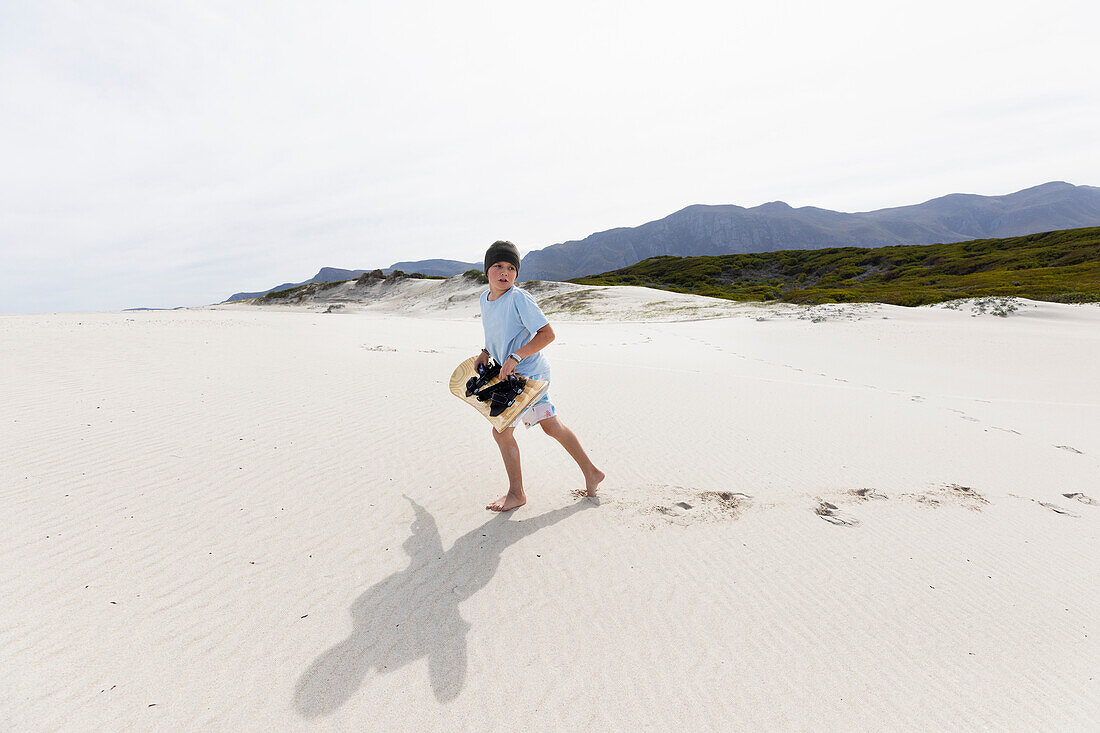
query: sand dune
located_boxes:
[1,290,1097,730]
[226,273,773,321]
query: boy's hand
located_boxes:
[500,355,517,379]
[474,350,490,370]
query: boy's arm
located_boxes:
[500,324,555,378]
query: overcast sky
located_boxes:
[2,0,1098,313]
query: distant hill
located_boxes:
[571,226,1100,306]
[521,181,1100,280]
[223,260,481,303]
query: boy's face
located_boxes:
[488,261,517,293]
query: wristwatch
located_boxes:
[507,353,521,364]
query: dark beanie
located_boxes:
[484,240,521,273]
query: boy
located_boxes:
[475,240,604,511]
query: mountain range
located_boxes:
[224,181,1100,301]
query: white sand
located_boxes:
[1,291,1097,731]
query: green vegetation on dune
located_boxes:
[569,227,1100,306]
[260,279,346,301]
[258,270,445,303]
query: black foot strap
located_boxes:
[488,377,527,417]
[465,361,501,396]
[474,379,510,403]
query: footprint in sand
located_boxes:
[902,484,988,511]
[614,486,753,525]
[698,491,752,519]
[814,501,859,527]
[944,484,988,507]
[1038,501,1079,517]
[849,488,888,501]
[652,502,695,516]
[1063,492,1098,505]
[651,492,752,521]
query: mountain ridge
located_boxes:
[222,181,1100,302]
[519,181,1100,281]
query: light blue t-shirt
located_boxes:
[480,286,551,380]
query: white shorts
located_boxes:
[515,389,557,429]
[506,372,556,429]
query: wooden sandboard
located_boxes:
[449,356,549,431]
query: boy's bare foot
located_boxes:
[487,491,526,512]
[583,469,606,497]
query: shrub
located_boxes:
[356,269,385,283]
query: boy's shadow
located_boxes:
[294,496,592,717]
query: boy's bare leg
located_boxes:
[488,425,526,511]
[539,416,605,496]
